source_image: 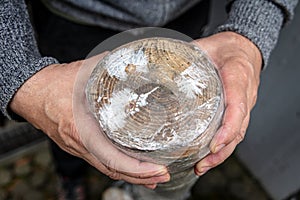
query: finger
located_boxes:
[81,117,169,178]
[83,152,170,185]
[78,116,171,185]
[82,51,109,67]
[75,51,109,85]
[98,140,169,178]
[103,163,170,185]
[210,102,247,153]
[209,65,249,153]
[195,138,238,176]
[74,83,170,180]
[73,52,110,109]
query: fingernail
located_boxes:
[195,167,210,176]
[159,173,171,183]
[155,167,168,176]
[196,171,207,176]
[213,143,225,153]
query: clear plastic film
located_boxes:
[84,36,224,200]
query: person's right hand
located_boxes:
[10,54,170,189]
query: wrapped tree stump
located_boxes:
[86,38,224,200]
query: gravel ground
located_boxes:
[0,121,271,200]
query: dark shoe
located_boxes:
[57,176,86,200]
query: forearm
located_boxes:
[0,0,58,118]
[217,0,298,68]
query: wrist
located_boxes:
[201,31,262,72]
[217,0,284,68]
[9,63,78,130]
[220,31,262,70]
[10,64,56,126]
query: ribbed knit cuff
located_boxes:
[217,0,284,69]
[0,56,59,119]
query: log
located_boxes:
[86,38,224,200]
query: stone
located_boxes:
[14,157,31,177]
[34,149,51,167]
[0,188,8,200]
[23,190,44,200]
[0,168,12,186]
[30,170,47,188]
[10,179,31,198]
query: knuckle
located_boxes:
[222,122,233,133]
[57,119,71,137]
[237,102,248,118]
[251,93,258,108]
[57,121,82,148]
[222,122,239,141]
[105,160,122,180]
[236,132,245,143]
[230,57,253,75]
[107,171,121,180]
[232,56,253,70]
[69,123,82,144]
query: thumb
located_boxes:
[81,51,109,70]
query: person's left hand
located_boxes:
[193,31,262,176]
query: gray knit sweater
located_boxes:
[0,0,298,117]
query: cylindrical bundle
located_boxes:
[86,37,224,200]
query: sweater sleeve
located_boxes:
[0,0,59,118]
[217,0,298,68]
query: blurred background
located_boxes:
[236,2,300,200]
[0,1,299,199]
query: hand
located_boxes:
[193,31,262,175]
[10,54,170,189]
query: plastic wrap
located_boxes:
[85,37,224,199]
